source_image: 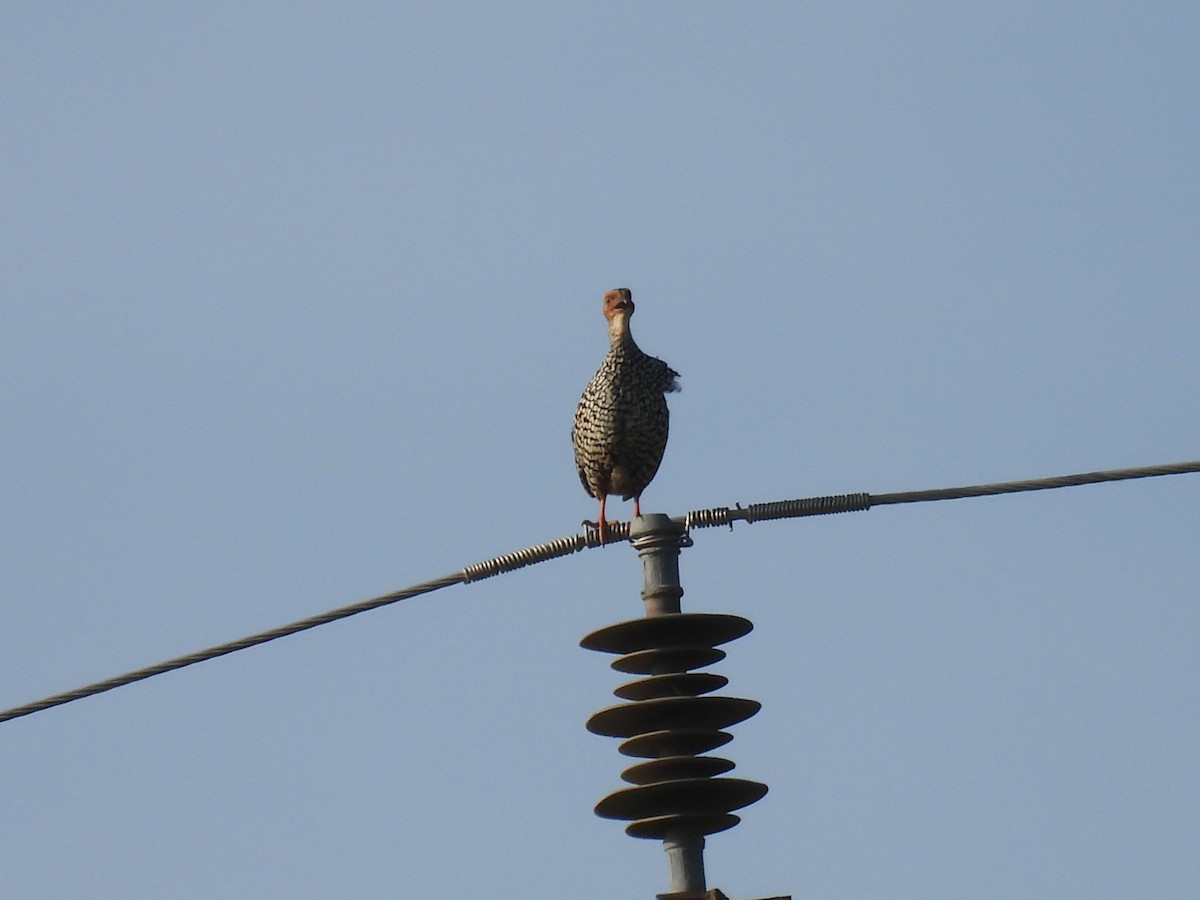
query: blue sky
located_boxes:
[2,4,1198,897]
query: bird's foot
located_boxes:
[581,518,618,545]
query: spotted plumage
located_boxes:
[572,288,680,542]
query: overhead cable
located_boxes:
[3,458,1198,725]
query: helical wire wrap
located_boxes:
[462,533,589,582]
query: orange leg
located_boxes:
[597,494,608,544]
[633,496,642,519]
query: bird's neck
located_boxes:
[607,313,632,345]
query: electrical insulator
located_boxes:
[579,514,771,899]
[582,611,767,840]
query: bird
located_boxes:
[572,288,680,543]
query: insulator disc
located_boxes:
[581,613,753,655]
[613,672,728,701]
[595,777,768,822]
[587,696,761,738]
[625,812,741,840]
[621,755,735,785]
[619,729,732,759]
[611,646,725,675]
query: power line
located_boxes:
[683,458,1200,529]
[3,458,1198,725]
[0,573,465,724]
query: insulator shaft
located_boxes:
[582,611,766,840]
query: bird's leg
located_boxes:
[633,496,642,519]
[583,496,622,544]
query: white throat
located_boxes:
[607,311,631,343]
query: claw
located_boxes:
[582,517,615,545]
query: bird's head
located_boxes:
[603,288,634,340]
[603,288,634,317]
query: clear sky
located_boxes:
[3,3,1198,898]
